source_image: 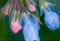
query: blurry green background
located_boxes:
[0,0,60,41]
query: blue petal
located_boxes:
[42,6,49,16]
[45,12,59,30]
[44,11,59,30]
[29,14,40,30]
[27,11,40,30]
[23,13,40,41]
[42,5,60,30]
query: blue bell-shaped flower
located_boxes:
[27,11,40,30]
[23,12,40,41]
[42,6,60,30]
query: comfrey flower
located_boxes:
[23,13,40,41]
[2,1,10,15]
[10,8,22,34]
[27,0,36,12]
[10,19,22,34]
[42,5,60,30]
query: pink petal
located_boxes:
[10,20,22,34]
[28,1,36,12]
[3,3,9,15]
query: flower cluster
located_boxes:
[2,0,60,41]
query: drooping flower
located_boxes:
[42,6,60,30]
[9,0,23,34]
[27,0,36,12]
[10,19,22,34]
[23,13,40,41]
[10,10,22,34]
[2,1,10,15]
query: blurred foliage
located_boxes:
[0,0,60,41]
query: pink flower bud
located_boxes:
[2,2,9,16]
[10,20,22,34]
[28,1,36,12]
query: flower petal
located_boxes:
[42,6,60,30]
[28,0,36,12]
[10,20,22,34]
[2,1,10,15]
[23,13,40,41]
